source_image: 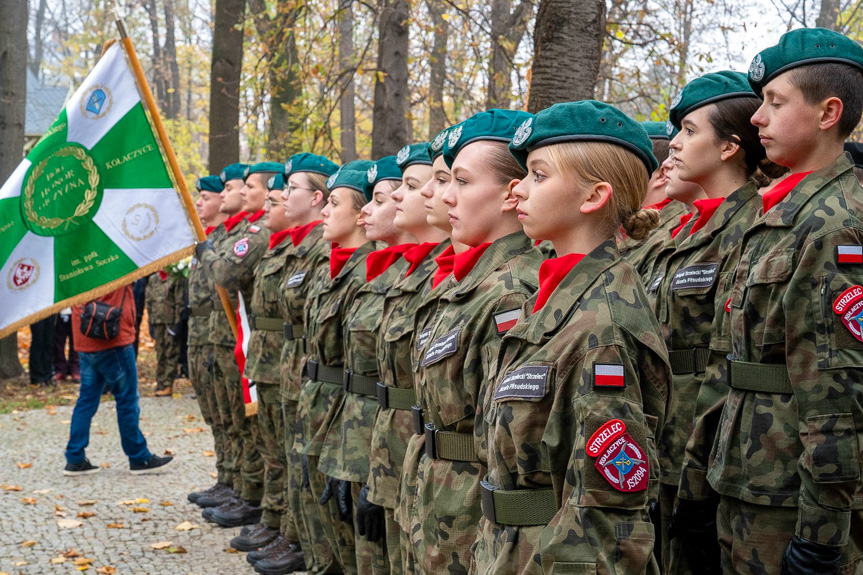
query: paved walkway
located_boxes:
[0,395,256,574]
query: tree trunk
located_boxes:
[427,0,448,138]
[145,0,166,113]
[487,0,531,109]
[675,0,693,88]
[209,0,246,172]
[30,0,48,77]
[267,23,302,158]
[0,0,27,379]
[163,0,181,119]
[816,0,840,29]
[371,0,410,158]
[338,0,357,162]
[528,0,605,113]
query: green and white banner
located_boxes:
[0,42,196,338]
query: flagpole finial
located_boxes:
[112,3,129,39]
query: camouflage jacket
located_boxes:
[653,183,760,488]
[368,241,450,508]
[318,257,409,482]
[244,236,293,385]
[294,243,376,457]
[480,239,670,574]
[277,223,329,402]
[187,227,223,347]
[145,272,182,325]
[620,200,689,271]
[708,154,863,547]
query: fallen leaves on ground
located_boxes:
[57,518,83,529]
[1,484,22,491]
[159,501,174,506]
[163,448,175,455]
[175,521,198,531]
[33,488,52,494]
[96,567,116,574]
[21,540,36,547]
[77,499,97,506]
[167,546,187,554]
[73,557,94,566]
[106,523,124,529]
[98,462,111,468]
[131,507,149,513]
[16,462,33,469]
[64,548,82,558]
[202,450,215,457]
[184,427,203,434]
[77,511,96,519]
[50,556,67,564]
[150,541,172,550]
[21,497,37,504]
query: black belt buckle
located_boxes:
[693,348,705,375]
[248,314,256,330]
[376,382,389,409]
[480,480,499,523]
[283,322,293,340]
[343,369,352,392]
[424,423,437,459]
[412,405,424,434]
[306,360,319,381]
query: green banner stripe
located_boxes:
[27,109,70,166]
[89,104,173,190]
[0,197,28,269]
[53,224,138,302]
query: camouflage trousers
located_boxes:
[188,344,230,486]
[350,480,389,574]
[717,496,863,574]
[399,522,415,575]
[212,344,264,502]
[398,434,424,568]
[383,507,403,575]
[256,382,289,530]
[660,482,699,575]
[307,456,357,575]
[150,324,179,390]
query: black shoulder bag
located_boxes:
[79,289,127,340]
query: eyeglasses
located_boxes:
[265,198,283,209]
[286,183,316,195]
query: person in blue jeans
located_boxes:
[64,284,173,476]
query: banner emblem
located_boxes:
[80,85,112,119]
[8,259,39,290]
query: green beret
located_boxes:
[219,163,248,184]
[243,162,284,181]
[396,143,433,171]
[363,156,402,201]
[844,142,863,169]
[326,159,375,194]
[642,121,671,139]
[429,128,451,160]
[442,109,533,168]
[285,153,339,178]
[267,173,285,191]
[196,175,224,193]
[669,71,758,130]
[509,100,658,176]
[748,27,863,94]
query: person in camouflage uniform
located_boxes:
[706,30,863,574]
[318,156,411,575]
[408,110,543,574]
[367,143,449,575]
[652,72,785,575]
[294,161,375,575]
[252,153,339,575]
[145,270,182,396]
[196,162,271,527]
[471,101,670,575]
[187,175,232,507]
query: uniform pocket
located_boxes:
[806,413,861,489]
[745,249,795,349]
[550,563,596,575]
[612,521,655,575]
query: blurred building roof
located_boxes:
[25,68,68,137]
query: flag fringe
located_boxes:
[245,401,258,417]
[0,246,193,340]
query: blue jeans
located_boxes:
[65,344,151,466]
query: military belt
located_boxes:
[190,306,212,318]
[480,480,557,526]
[283,322,305,340]
[728,359,792,394]
[249,315,283,331]
[305,360,344,385]
[376,383,416,410]
[424,424,479,462]
[343,370,378,397]
[668,347,710,375]
[412,405,425,434]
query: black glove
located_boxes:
[668,498,720,575]
[319,474,336,505]
[194,239,214,259]
[302,455,311,489]
[356,484,385,542]
[319,476,352,522]
[781,536,841,575]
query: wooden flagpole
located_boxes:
[112,10,238,338]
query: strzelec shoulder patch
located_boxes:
[594,433,649,492]
[833,285,863,343]
[494,365,550,401]
[233,238,250,257]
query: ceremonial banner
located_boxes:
[0,42,197,338]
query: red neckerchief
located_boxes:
[432,245,456,288]
[247,209,266,223]
[269,228,294,250]
[533,253,585,313]
[646,197,673,211]
[223,211,250,232]
[290,220,323,247]
[205,226,216,235]
[762,171,813,213]
[366,244,415,282]
[330,245,357,279]
[158,270,168,281]
[689,197,726,235]
[453,243,492,282]
[671,213,694,238]
[403,242,439,277]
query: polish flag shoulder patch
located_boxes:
[234,238,250,257]
[593,363,625,388]
[494,309,521,335]
[833,285,863,343]
[837,245,863,264]
[249,225,261,234]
